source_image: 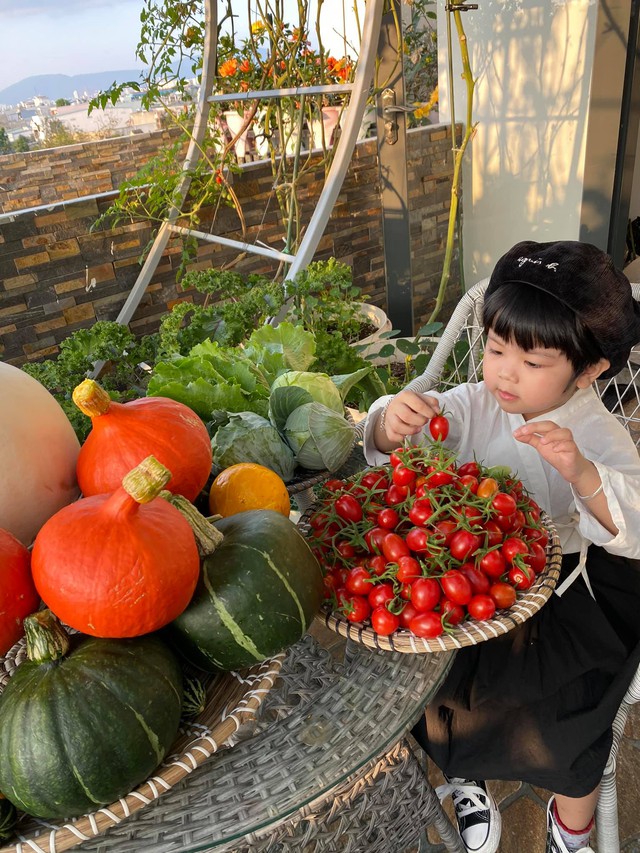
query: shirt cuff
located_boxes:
[362,395,395,466]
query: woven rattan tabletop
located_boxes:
[67,627,454,852]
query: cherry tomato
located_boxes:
[324,478,346,493]
[426,470,456,488]
[408,498,434,526]
[396,555,422,583]
[459,563,491,594]
[389,451,404,468]
[384,484,410,506]
[523,540,547,574]
[337,591,371,623]
[440,569,473,605]
[360,470,390,491]
[368,581,396,609]
[399,601,419,629]
[441,599,466,626]
[405,526,431,554]
[334,494,363,523]
[335,540,357,560]
[489,581,517,610]
[495,512,516,533]
[429,413,450,442]
[524,526,549,549]
[364,527,389,554]
[377,507,400,530]
[479,548,507,579]
[371,605,400,636]
[467,594,497,621]
[410,577,441,611]
[367,554,388,576]
[458,461,481,478]
[382,532,411,562]
[477,477,499,499]
[508,564,534,590]
[491,492,517,516]
[483,520,504,548]
[432,519,458,546]
[449,530,482,562]
[502,536,529,565]
[409,611,444,638]
[392,465,417,488]
[457,474,479,494]
[345,566,374,596]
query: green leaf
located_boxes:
[269,385,313,432]
[396,339,421,355]
[330,365,373,401]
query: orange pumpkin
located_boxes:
[73,380,212,502]
[0,528,40,654]
[31,456,200,638]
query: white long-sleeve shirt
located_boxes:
[363,383,640,558]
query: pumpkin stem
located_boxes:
[160,491,224,556]
[122,456,172,504]
[72,378,113,418]
[24,610,70,663]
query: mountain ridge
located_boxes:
[0,70,145,106]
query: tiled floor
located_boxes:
[410,702,640,852]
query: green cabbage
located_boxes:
[284,402,355,472]
[270,371,343,413]
[211,412,296,482]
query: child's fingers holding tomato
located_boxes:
[379,392,440,443]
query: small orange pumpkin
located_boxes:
[31,456,200,638]
[73,380,212,501]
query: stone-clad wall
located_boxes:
[0,124,461,366]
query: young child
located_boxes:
[363,240,640,853]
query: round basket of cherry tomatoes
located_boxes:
[299,424,562,653]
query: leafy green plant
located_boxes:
[21,323,160,441]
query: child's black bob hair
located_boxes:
[482,283,606,377]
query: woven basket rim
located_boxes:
[300,500,562,653]
[0,640,283,853]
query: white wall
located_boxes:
[438,0,598,285]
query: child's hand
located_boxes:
[513,420,592,484]
[376,391,440,449]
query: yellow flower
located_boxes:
[251,20,266,35]
[413,85,439,120]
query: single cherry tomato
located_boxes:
[345,566,374,596]
[459,563,491,595]
[337,591,371,623]
[429,413,450,442]
[382,532,411,562]
[409,611,444,638]
[410,577,442,612]
[364,526,389,554]
[458,461,481,478]
[457,474,479,494]
[367,554,389,576]
[361,470,390,491]
[502,536,529,565]
[334,494,363,523]
[479,548,507,579]
[440,569,473,605]
[495,512,516,533]
[368,581,396,609]
[489,581,517,610]
[491,492,517,516]
[335,540,357,560]
[467,594,497,621]
[408,498,434,526]
[371,605,400,636]
[389,451,404,468]
[477,477,500,499]
[392,465,417,488]
[396,555,422,583]
[523,540,547,574]
[426,470,456,488]
[399,601,420,629]
[405,526,431,554]
[441,599,466,626]
[377,507,400,530]
[432,519,458,546]
[483,520,504,548]
[508,564,534,590]
[384,484,410,506]
[524,526,549,549]
[449,529,482,562]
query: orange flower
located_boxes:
[219,58,238,78]
[239,59,251,74]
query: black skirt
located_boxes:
[413,546,640,797]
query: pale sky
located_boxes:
[0,1,363,94]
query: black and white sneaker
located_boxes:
[436,776,502,853]
[545,797,594,853]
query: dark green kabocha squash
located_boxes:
[168,509,324,671]
[0,610,183,820]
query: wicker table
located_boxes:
[72,625,461,853]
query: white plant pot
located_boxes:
[353,302,393,361]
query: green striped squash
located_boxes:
[168,510,323,671]
[0,611,183,820]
